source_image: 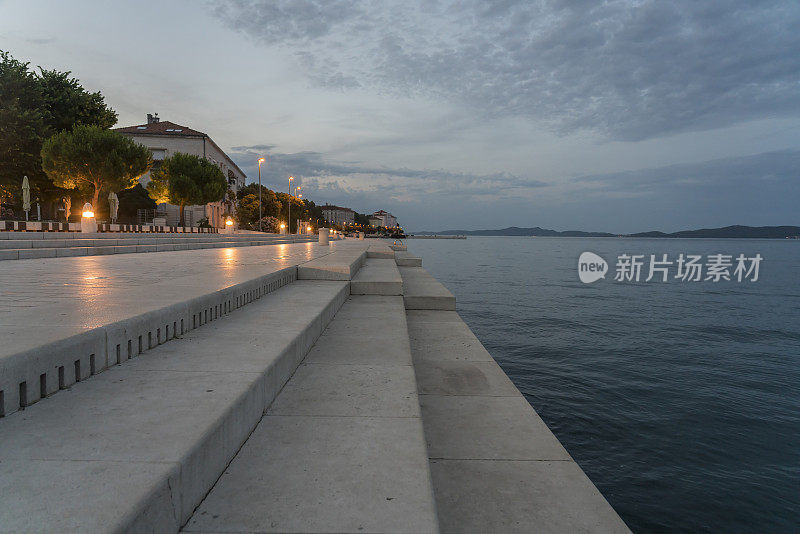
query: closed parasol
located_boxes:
[22,176,31,221]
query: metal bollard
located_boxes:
[319,227,329,246]
[358,231,364,240]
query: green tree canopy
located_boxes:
[37,68,117,132]
[147,152,227,226]
[41,125,151,209]
[0,50,118,212]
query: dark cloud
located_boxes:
[216,0,800,141]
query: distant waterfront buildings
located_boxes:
[321,204,355,225]
[116,114,246,228]
[370,210,398,228]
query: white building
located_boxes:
[116,114,246,228]
[371,210,398,228]
[321,205,355,225]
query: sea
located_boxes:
[405,236,799,533]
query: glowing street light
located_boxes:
[258,157,265,232]
[81,202,97,233]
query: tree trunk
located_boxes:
[92,184,101,213]
[179,204,185,227]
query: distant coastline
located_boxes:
[413,225,800,239]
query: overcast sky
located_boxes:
[1,0,798,232]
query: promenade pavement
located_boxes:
[0,240,364,361]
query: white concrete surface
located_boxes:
[0,234,314,261]
[407,309,631,533]
[296,242,368,280]
[350,257,403,295]
[184,295,439,533]
[367,242,395,258]
[0,240,348,416]
[395,250,423,266]
[400,266,457,310]
[0,280,349,532]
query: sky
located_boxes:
[1,0,798,233]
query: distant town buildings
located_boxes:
[370,210,398,228]
[116,114,246,228]
[321,204,355,225]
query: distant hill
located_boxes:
[415,226,615,237]
[628,225,800,239]
[413,225,800,238]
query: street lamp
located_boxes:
[288,176,293,236]
[258,158,265,232]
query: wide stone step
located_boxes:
[182,295,439,534]
[395,250,423,267]
[297,244,368,280]
[0,242,346,419]
[350,257,403,295]
[407,310,631,533]
[0,235,289,249]
[367,242,395,258]
[0,237,313,260]
[399,266,456,310]
[0,280,350,532]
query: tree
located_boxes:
[147,152,227,226]
[235,183,283,229]
[0,51,48,204]
[0,50,118,215]
[37,68,117,132]
[41,125,151,209]
[115,183,156,223]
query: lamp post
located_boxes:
[295,187,302,234]
[288,176,294,236]
[257,158,265,231]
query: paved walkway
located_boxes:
[0,240,363,361]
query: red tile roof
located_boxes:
[114,121,207,137]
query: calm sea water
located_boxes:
[406,236,800,533]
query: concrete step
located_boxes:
[183,295,439,534]
[0,235,289,249]
[399,266,456,310]
[367,242,395,258]
[0,231,267,240]
[395,250,423,267]
[0,237,314,261]
[0,280,350,532]
[351,257,403,295]
[0,265,301,417]
[297,244,368,280]
[407,310,631,533]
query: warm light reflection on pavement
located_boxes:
[0,240,353,343]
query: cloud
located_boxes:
[216,0,800,141]
[573,149,800,196]
[25,37,56,45]
[228,144,549,209]
[228,146,799,232]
